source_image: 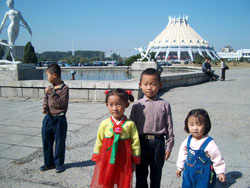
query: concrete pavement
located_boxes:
[0,67,249,188]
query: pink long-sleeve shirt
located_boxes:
[176,135,226,175]
[130,96,174,152]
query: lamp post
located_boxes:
[70,70,76,80]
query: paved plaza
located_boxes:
[0,68,249,188]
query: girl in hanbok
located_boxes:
[91,88,141,188]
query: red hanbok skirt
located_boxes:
[90,137,133,188]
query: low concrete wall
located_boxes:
[0,67,209,101]
[131,61,158,70]
[0,64,43,80]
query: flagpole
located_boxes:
[72,38,74,56]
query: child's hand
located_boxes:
[219,173,226,182]
[45,87,52,95]
[54,84,61,89]
[176,169,182,177]
[132,163,136,172]
[42,104,48,114]
[165,151,171,160]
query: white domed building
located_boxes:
[148,16,220,62]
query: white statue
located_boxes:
[0,0,32,63]
[134,46,152,62]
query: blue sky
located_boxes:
[0,0,249,57]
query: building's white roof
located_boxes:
[148,16,210,48]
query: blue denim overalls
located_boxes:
[182,135,216,188]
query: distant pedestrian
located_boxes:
[220,58,228,81]
[40,64,69,173]
[90,89,140,188]
[202,57,217,81]
[130,68,174,188]
[176,109,226,188]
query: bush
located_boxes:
[124,54,140,66]
[192,54,204,64]
[239,57,244,62]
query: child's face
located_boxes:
[106,94,127,121]
[139,74,162,99]
[188,116,205,140]
[46,71,57,84]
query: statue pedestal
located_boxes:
[131,61,157,71]
[0,63,43,80]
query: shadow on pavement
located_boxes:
[64,159,95,169]
[223,79,237,81]
[215,171,242,188]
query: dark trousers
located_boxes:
[136,137,165,188]
[205,71,216,80]
[42,114,67,168]
[221,68,226,80]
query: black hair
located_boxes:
[206,57,212,61]
[140,68,161,82]
[46,64,61,78]
[105,88,134,104]
[184,109,211,135]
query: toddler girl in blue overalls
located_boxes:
[176,109,226,188]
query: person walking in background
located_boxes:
[176,109,226,188]
[130,68,174,188]
[220,58,228,81]
[91,89,140,188]
[40,64,69,173]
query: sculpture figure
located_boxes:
[0,0,32,63]
[134,46,152,62]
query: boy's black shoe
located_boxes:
[40,165,55,171]
[55,166,65,173]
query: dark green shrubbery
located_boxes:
[192,54,204,64]
[23,42,37,64]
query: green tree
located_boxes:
[36,50,106,63]
[193,54,204,64]
[239,56,244,62]
[99,51,105,61]
[79,57,89,63]
[23,42,37,64]
[124,54,140,65]
[111,53,119,61]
